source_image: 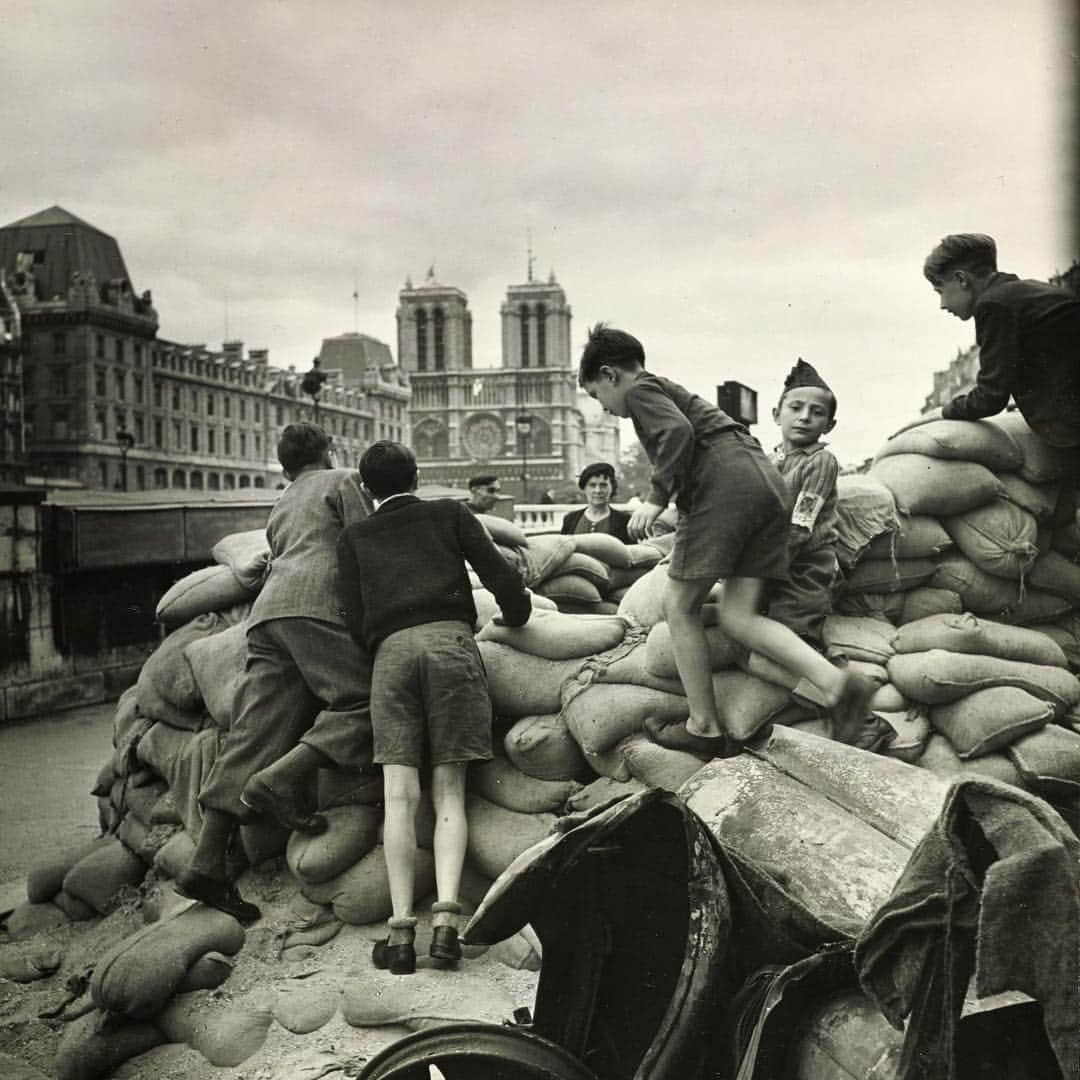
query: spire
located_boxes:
[526,227,534,283]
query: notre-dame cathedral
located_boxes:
[396,264,619,497]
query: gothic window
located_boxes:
[416,309,428,371]
[520,304,530,368]
[536,304,546,367]
[433,307,445,371]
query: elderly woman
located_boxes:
[560,461,631,543]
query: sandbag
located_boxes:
[503,713,590,781]
[137,613,228,724]
[562,679,689,755]
[620,734,707,789]
[1035,619,1080,671]
[581,739,634,781]
[899,587,963,625]
[870,683,907,712]
[535,573,603,606]
[894,612,1068,668]
[571,531,635,568]
[469,756,580,813]
[999,473,1060,521]
[91,903,245,1019]
[888,650,1080,712]
[875,418,1022,470]
[54,889,98,922]
[608,564,654,592]
[863,514,953,560]
[0,945,62,984]
[316,765,385,810]
[210,528,269,591]
[152,832,195,883]
[930,687,1053,759]
[477,641,583,717]
[840,557,939,594]
[155,564,252,627]
[302,845,435,925]
[3,900,69,940]
[1053,521,1080,559]
[834,591,905,623]
[644,620,742,678]
[475,512,529,549]
[25,836,111,905]
[870,454,1001,516]
[832,474,899,569]
[821,616,896,665]
[556,551,611,590]
[272,980,341,1034]
[465,794,557,881]
[477,610,626,660]
[62,837,147,915]
[240,819,290,867]
[1007,724,1080,796]
[564,774,649,813]
[943,498,1038,580]
[54,1011,165,1080]
[183,619,247,729]
[988,411,1070,482]
[711,670,797,740]
[995,588,1074,627]
[472,587,555,629]
[286,804,381,885]
[116,813,173,864]
[156,994,274,1067]
[177,951,235,992]
[112,685,142,750]
[930,553,1022,615]
[517,533,575,586]
[874,706,930,764]
[616,562,670,627]
[584,635,685,695]
[918,734,1022,787]
[1028,549,1080,605]
[623,541,666,568]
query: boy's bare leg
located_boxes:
[430,762,469,929]
[664,576,725,737]
[381,764,421,929]
[745,650,798,690]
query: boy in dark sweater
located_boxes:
[337,441,531,975]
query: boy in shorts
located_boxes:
[337,442,531,974]
[578,325,876,748]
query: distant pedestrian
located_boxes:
[464,474,501,514]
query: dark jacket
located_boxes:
[943,272,1080,447]
[560,506,632,544]
[337,495,530,653]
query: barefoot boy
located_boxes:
[578,325,875,747]
[337,442,531,974]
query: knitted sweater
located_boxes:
[337,495,530,653]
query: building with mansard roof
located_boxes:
[0,206,406,490]
[398,264,619,497]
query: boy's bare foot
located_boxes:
[645,716,740,760]
[830,670,880,746]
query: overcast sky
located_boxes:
[3,1,1074,465]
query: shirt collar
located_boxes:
[373,492,419,512]
[773,441,828,462]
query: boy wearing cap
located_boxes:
[578,324,877,749]
[767,360,840,642]
[338,442,531,975]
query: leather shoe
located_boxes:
[175,869,260,924]
[240,775,328,836]
[372,938,416,975]
[430,925,462,964]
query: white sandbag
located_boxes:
[210,529,269,591]
[874,418,1023,470]
[477,641,583,718]
[535,573,603,606]
[839,557,938,594]
[943,498,1038,580]
[620,734,707,789]
[888,649,1080,712]
[470,757,581,813]
[712,670,796,740]
[465,794,557,881]
[156,564,253,627]
[870,454,1001,516]
[821,616,896,665]
[832,474,899,570]
[930,687,1053,759]
[870,683,907,712]
[571,532,634,569]
[624,541,665,568]
[893,612,1069,668]
[644,620,742,678]
[183,619,248,729]
[562,680,689,755]
[286,804,381,885]
[477,610,626,660]
[987,411,1070,482]
[503,713,590,781]
[303,845,435,925]
[616,562,669,627]
[863,515,953,560]
[475,512,529,548]
[517,533,575,586]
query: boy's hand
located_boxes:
[888,406,942,439]
[628,501,664,541]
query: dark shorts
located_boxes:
[668,429,792,583]
[371,620,493,768]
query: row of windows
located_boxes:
[98,462,269,492]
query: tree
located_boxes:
[618,442,652,502]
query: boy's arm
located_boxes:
[457,505,531,627]
[789,451,838,541]
[942,302,1019,421]
[626,381,695,507]
[336,530,367,645]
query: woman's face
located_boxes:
[584,474,613,508]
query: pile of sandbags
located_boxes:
[827,413,1080,806]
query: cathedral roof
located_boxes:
[318,332,394,377]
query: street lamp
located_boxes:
[116,430,135,492]
[515,412,533,502]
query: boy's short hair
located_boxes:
[578,323,646,385]
[468,474,499,490]
[360,441,418,499]
[923,234,998,284]
[578,461,618,496]
[278,422,330,475]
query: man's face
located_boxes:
[470,481,501,511]
[934,273,975,320]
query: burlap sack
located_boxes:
[302,845,435,925]
[470,757,581,813]
[930,554,1022,615]
[987,411,1070,482]
[136,612,228,727]
[516,533,575,586]
[571,531,635,568]
[155,565,252,627]
[503,713,591,781]
[210,529,269,592]
[943,498,1038,580]
[475,512,529,548]
[712,670,795,740]
[1007,724,1080,796]
[477,641,584,717]
[478,610,627,660]
[562,679,689,755]
[833,474,899,569]
[821,616,896,665]
[840,557,938,594]
[286,804,382,885]
[894,612,1068,668]
[620,734,707,789]
[465,794,557,881]
[1029,549,1080,606]
[616,562,670,628]
[870,454,1001,516]
[863,515,954,560]
[535,573,603,605]
[472,587,555,628]
[930,687,1052,759]
[874,418,1023,470]
[55,1012,164,1080]
[26,837,111,905]
[183,619,248,729]
[62,837,147,915]
[916,733,1026,788]
[998,473,1060,521]
[899,587,963,625]
[564,775,649,813]
[156,994,274,1067]
[834,591,905,623]
[644,619,742,678]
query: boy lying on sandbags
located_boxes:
[338,441,532,975]
[177,423,375,923]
